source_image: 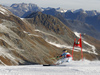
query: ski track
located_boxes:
[23,30,98,55]
[0,60,100,75]
[74,32,98,55]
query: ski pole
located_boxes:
[50,57,56,60]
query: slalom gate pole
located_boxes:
[72,38,76,60]
[72,46,74,60]
[80,34,83,61]
[81,47,83,61]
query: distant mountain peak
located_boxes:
[56,7,67,13]
[73,9,86,14]
[10,3,40,9]
[4,3,42,17]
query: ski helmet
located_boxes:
[63,49,67,52]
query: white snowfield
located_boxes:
[0,60,100,75]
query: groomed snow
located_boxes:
[0,60,100,75]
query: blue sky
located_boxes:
[1,0,100,11]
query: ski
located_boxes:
[43,64,66,66]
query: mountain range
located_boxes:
[0,3,100,65]
[3,3,100,40]
[3,3,100,17]
[42,8,100,40]
[4,3,42,17]
[61,9,100,32]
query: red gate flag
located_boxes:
[74,36,82,48]
[72,34,83,60]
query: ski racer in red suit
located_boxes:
[56,50,72,64]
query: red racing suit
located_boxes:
[60,52,72,58]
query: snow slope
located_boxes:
[0,60,100,75]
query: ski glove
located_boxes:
[57,56,59,58]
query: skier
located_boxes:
[56,49,72,64]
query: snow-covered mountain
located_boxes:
[42,8,100,40]
[42,7,99,16]
[41,7,67,13]
[0,5,100,66]
[0,5,64,65]
[72,9,86,14]
[41,7,53,11]
[4,3,42,17]
[4,3,100,17]
[85,10,98,16]
[43,8,100,35]
[62,9,100,32]
[56,7,67,13]
[69,9,99,16]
